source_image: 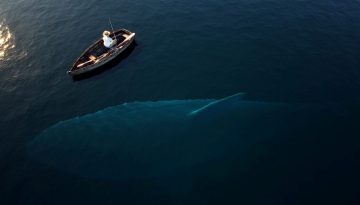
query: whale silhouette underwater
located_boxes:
[28,93,360,185]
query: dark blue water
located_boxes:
[1,0,360,204]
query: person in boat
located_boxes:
[102,31,117,48]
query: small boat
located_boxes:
[67,28,135,76]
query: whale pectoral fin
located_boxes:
[189,93,246,117]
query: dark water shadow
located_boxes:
[72,41,138,81]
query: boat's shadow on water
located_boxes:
[72,41,138,81]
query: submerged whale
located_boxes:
[27,93,357,181]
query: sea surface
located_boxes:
[1,0,360,204]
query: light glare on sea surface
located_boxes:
[0,21,14,61]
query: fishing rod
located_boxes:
[108,17,118,43]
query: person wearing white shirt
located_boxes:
[102,31,117,48]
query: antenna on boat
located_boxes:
[108,17,118,43]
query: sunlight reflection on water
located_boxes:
[0,20,15,61]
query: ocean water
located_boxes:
[1,0,360,204]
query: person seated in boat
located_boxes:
[102,31,117,48]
